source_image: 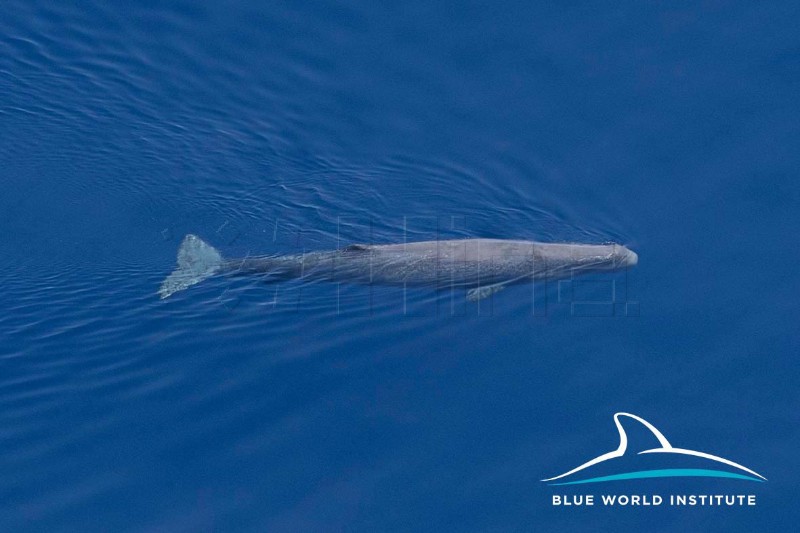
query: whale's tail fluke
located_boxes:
[159,234,223,299]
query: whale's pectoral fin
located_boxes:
[343,244,372,252]
[159,234,223,299]
[467,282,508,302]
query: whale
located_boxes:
[158,234,638,300]
[542,413,766,485]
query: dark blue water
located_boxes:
[2,1,798,531]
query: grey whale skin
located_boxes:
[159,234,638,300]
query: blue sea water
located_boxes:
[1,1,798,531]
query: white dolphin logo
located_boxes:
[542,412,766,482]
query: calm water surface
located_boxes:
[1,1,798,531]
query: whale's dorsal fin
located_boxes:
[343,243,372,251]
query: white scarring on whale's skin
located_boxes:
[159,234,638,299]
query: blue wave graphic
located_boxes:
[548,469,765,485]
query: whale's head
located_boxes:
[536,243,638,277]
[613,245,638,268]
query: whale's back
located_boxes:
[333,239,538,286]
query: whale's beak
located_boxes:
[622,247,638,267]
[612,245,638,268]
